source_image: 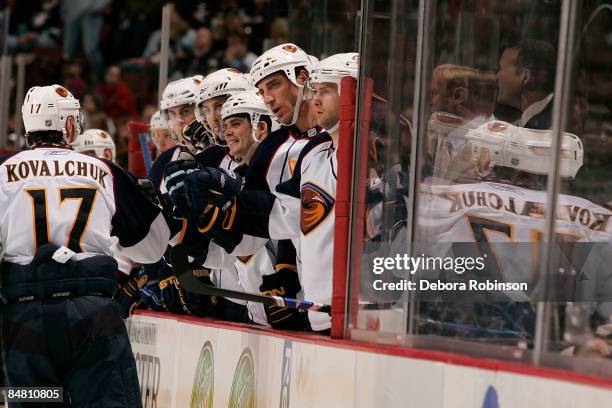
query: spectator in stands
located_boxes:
[141,104,158,126]
[263,18,289,51]
[223,34,258,73]
[6,0,62,54]
[184,27,220,76]
[62,60,86,100]
[81,93,116,137]
[496,39,556,129]
[60,0,111,83]
[95,65,139,119]
[135,3,195,74]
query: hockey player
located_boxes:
[167,52,358,333]
[72,128,117,161]
[0,85,170,406]
[149,75,203,189]
[165,44,325,330]
[204,90,277,326]
[416,121,612,341]
[149,110,176,155]
[72,129,158,316]
[190,68,252,146]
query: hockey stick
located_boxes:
[170,243,332,315]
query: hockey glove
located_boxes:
[158,264,191,314]
[164,159,200,219]
[183,119,211,148]
[136,177,161,207]
[114,270,147,318]
[139,262,166,312]
[259,268,308,330]
[182,264,221,317]
[183,167,242,216]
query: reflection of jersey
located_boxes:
[418,181,612,312]
[0,148,169,265]
[419,181,612,243]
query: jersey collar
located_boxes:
[287,125,322,139]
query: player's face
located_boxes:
[166,104,195,142]
[223,116,256,159]
[257,72,298,125]
[311,82,340,131]
[201,96,227,136]
[496,48,523,109]
[151,128,176,153]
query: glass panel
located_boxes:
[410,1,566,350]
[348,0,593,364]
[545,0,612,373]
[348,0,420,336]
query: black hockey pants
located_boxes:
[0,245,142,407]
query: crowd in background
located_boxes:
[2,0,291,166]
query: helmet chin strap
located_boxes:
[284,84,305,126]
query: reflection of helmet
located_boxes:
[72,128,116,162]
[194,68,251,136]
[465,121,583,178]
[309,53,359,90]
[159,76,202,134]
[22,85,81,142]
[221,90,275,140]
[149,110,166,130]
[250,43,313,87]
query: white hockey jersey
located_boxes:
[417,181,612,311]
[269,139,337,331]
[0,147,170,265]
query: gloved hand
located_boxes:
[163,158,200,219]
[259,268,308,330]
[183,119,211,148]
[183,167,243,216]
[182,264,221,317]
[114,271,148,318]
[138,263,166,312]
[158,264,191,314]
[137,177,161,207]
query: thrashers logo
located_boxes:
[55,86,69,97]
[282,44,298,53]
[300,182,335,235]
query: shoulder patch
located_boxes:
[300,182,335,235]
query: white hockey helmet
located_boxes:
[250,43,313,87]
[149,110,166,130]
[194,68,251,140]
[22,85,81,144]
[221,90,277,140]
[465,121,583,179]
[309,53,359,91]
[72,128,116,162]
[249,43,313,125]
[159,76,202,138]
